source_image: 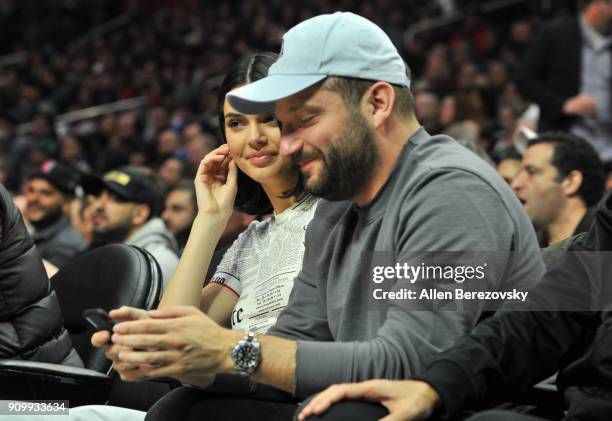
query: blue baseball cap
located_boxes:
[227,12,410,115]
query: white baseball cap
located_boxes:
[226,12,410,115]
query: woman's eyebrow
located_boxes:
[224,113,245,119]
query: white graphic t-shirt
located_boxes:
[209,195,318,334]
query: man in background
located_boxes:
[25,160,86,268]
[511,132,605,246]
[517,0,612,159]
[84,166,179,288]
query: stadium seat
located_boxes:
[0,244,163,406]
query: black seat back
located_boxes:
[50,244,162,372]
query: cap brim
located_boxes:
[226,74,327,115]
[81,175,129,201]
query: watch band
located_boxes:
[231,331,261,377]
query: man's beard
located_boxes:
[29,205,64,230]
[301,110,379,202]
[91,220,133,246]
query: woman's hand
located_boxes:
[194,144,238,219]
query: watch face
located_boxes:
[233,342,259,369]
[236,344,258,363]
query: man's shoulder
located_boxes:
[128,218,178,252]
[405,133,502,189]
[309,199,352,228]
[47,218,86,249]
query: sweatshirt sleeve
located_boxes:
[416,229,607,418]
[418,308,599,418]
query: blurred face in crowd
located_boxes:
[90,190,148,243]
[498,158,522,185]
[275,83,379,201]
[162,189,196,237]
[25,178,67,228]
[159,157,186,188]
[60,136,82,162]
[157,129,180,157]
[586,0,612,34]
[223,93,297,192]
[511,143,564,228]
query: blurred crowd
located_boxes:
[0,0,611,254]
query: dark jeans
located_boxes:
[293,398,388,421]
[466,410,549,421]
[292,400,554,421]
[145,381,298,421]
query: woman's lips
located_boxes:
[248,153,275,167]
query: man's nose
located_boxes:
[510,171,526,193]
[280,134,304,158]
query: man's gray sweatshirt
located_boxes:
[268,129,545,398]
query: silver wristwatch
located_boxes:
[230,332,261,377]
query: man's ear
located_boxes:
[131,203,151,226]
[363,81,395,129]
[561,170,583,197]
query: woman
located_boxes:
[78,52,315,421]
[157,51,316,335]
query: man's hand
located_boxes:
[90,306,151,381]
[298,380,439,421]
[110,306,242,379]
[563,94,598,118]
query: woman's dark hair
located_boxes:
[217,52,302,215]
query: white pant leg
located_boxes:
[0,405,145,421]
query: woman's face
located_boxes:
[223,91,297,186]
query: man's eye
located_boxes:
[300,115,315,125]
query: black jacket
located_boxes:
[516,16,582,132]
[0,183,81,366]
[420,191,612,420]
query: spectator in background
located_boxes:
[0,182,83,371]
[159,156,189,191]
[162,181,197,255]
[58,134,92,174]
[83,166,179,288]
[496,151,522,185]
[25,160,86,268]
[414,91,441,133]
[185,132,218,176]
[491,99,523,161]
[156,128,182,163]
[512,132,605,247]
[605,160,612,191]
[516,0,612,160]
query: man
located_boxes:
[84,166,179,288]
[0,182,83,368]
[25,160,86,268]
[102,13,543,421]
[161,181,197,254]
[161,180,254,279]
[497,155,522,185]
[299,191,612,421]
[516,0,612,159]
[511,132,605,246]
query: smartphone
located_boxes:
[83,308,116,331]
